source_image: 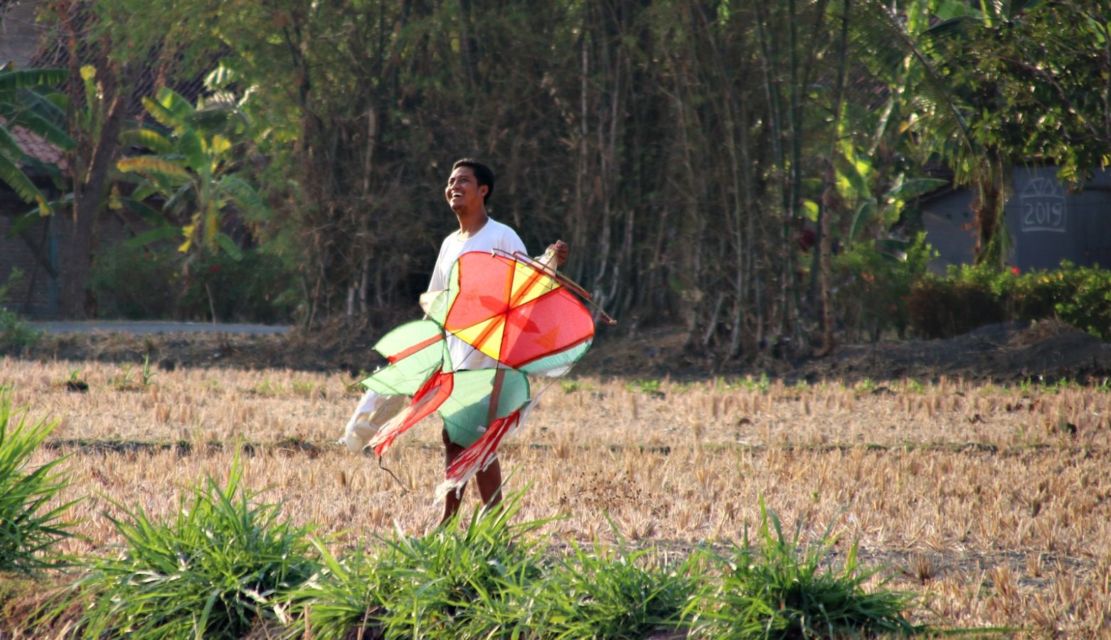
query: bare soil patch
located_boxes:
[8,317,1111,384]
[589,319,1111,384]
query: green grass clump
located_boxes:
[0,271,40,351]
[58,462,317,639]
[525,541,693,639]
[0,391,73,573]
[284,542,391,639]
[684,499,920,639]
[289,497,546,639]
[289,495,926,639]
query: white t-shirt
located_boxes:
[427,217,527,370]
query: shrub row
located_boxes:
[90,242,300,324]
[30,491,919,640]
[907,261,1111,339]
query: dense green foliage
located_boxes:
[0,390,72,573]
[11,0,1111,347]
[833,233,936,341]
[0,67,73,213]
[91,242,298,322]
[285,496,918,639]
[908,262,1111,340]
[57,463,316,639]
[0,270,40,350]
[526,541,692,639]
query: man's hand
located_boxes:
[545,240,569,267]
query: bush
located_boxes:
[833,233,935,341]
[0,391,73,573]
[288,496,549,639]
[59,461,316,639]
[908,261,1111,339]
[906,274,1004,338]
[90,241,301,323]
[525,541,693,639]
[178,249,301,324]
[289,497,928,639]
[0,270,40,351]
[683,500,919,639]
[89,242,179,319]
[1030,263,1111,340]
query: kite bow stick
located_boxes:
[491,248,618,326]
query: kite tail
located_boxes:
[368,404,418,457]
[435,410,521,503]
[369,372,454,457]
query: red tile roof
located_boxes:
[8,122,67,169]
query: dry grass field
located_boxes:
[3,355,1110,637]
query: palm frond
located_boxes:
[154,87,197,123]
[141,96,183,131]
[0,69,67,94]
[0,125,24,160]
[5,109,74,150]
[853,0,975,153]
[120,128,173,154]
[117,156,192,180]
[0,154,47,206]
[219,175,269,221]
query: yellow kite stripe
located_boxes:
[453,316,506,360]
[509,261,559,308]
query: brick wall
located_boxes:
[0,204,60,318]
[1,199,137,319]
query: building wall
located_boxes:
[1,203,136,319]
[921,189,975,274]
[0,207,59,317]
[1006,167,1111,271]
[0,1,44,69]
[922,167,1111,273]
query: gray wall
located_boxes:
[1006,166,1111,271]
[921,167,1111,273]
[0,1,43,69]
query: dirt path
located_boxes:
[6,317,1111,382]
[29,320,291,335]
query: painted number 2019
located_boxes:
[1022,199,1065,231]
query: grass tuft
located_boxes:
[526,539,694,639]
[55,460,317,639]
[0,390,74,573]
[289,494,547,639]
[685,497,922,639]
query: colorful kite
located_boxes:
[342,249,607,499]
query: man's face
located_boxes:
[445,166,487,214]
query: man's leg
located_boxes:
[440,429,504,525]
[441,430,466,525]
[475,456,502,511]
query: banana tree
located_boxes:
[116,87,268,318]
[0,66,74,214]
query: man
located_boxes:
[429,158,567,524]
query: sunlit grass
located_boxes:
[46,461,317,639]
[0,390,74,573]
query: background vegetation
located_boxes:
[3,0,1109,356]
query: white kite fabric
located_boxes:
[339,248,602,500]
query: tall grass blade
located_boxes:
[0,391,75,573]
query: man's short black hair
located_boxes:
[452,158,495,203]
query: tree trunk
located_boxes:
[815,0,851,357]
[56,6,127,318]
